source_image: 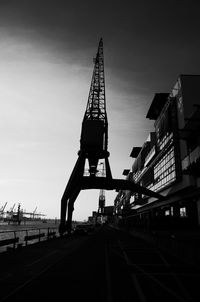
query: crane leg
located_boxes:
[66,189,81,234]
[59,154,85,236]
[59,198,69,236]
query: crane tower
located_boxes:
[59,38,164,235]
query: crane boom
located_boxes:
[59,38,165,236]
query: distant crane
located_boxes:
[98,162,106,215]
[10,203,16,213]
[59,38,164,235]
[0,202,7,219]
[0,202,7,214]
[4,203,45,223]
[8,203,22,225]
[32,207,37,219]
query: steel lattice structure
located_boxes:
[59,39,164,236]
[84,38,107,122]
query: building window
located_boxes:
[170,77,181,98]
[177,96,183,113]
[165,209,170,216]
[159,132,173,150]
[152,146,176,192]
[180,207,187,217]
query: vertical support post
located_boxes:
[66,202,74,235]
[66,189,81,234]
[59,198,69,235]
[105,156,112,179]
[59,154,85,236]
[25,230,28,246]
[13,231,16,249]
[197,198,200,227]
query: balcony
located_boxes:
[179,105,200,141]
[144,145,156,167]
[182,146,200,176]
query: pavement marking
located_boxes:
[105,244,113,302]
[26,250,58,267]
[0,237,91,302]
[118,240,147,302]
[156,249,195,302]
[118,239,189,302]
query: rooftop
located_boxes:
[122,169,130,176]
[146,93,169,120]
[130,147,142,158]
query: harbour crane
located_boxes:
[0,202,7,214]
[98,162,106,215]
[32,207,37,219]
[0,202,7,219]
[6,203,15,216]
[59,38,164,235]
[10,203,16,213]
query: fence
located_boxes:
[0,226,59,253]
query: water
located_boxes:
[0,221,59,253]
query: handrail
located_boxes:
[0,226,58,234]
[0,226,59,252]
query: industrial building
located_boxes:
[114,75,200,230]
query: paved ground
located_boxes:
[0,225,199,302]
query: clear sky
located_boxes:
[0,0,200,220]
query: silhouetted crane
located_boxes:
[98,162,106,215]
[10,203,16,213]
[0,202,7,213]
[0,202,7,219]
[59,38,164,235]
[32,207,37,219]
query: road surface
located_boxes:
[0,225,199,301]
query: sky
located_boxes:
[0,0,200,220]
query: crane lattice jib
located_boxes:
[81,38,108,155]
[84,38,107,123]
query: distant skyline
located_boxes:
[0,0,200,220]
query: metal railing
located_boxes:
[0,226,59,253]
